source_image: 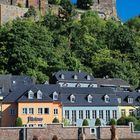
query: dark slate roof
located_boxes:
[116,91,140,106]
[60,87,118,106]
[17,84,61,102]
[95,78,130,87]
[50,70,95,83]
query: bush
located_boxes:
[95,118,101,126]
[82,119,89,126]
[117,117,127,125]
[52,117,59,123]
[15,117,23,127]
[125,116,138,125]
[109,118,116,125]
[24,6,37,18]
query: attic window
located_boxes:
[118,98,121,104]
[60,74,65,79]
[88,95,93,103]
[70,94,75,103]
[53,91,58,100]
[128,97,133,104]
[104,95,110,103]
[28,90,34,99]
[73,75,78,80]
[86,75,91,80]
[37,90,42,99]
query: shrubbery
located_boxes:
[95,118,101,126]
[109,118,116,125]
[82,119,89,126]
[15,117,23,127]
[52,117,60,123]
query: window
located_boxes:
[79,110,83,119]
[29,124,34,127]
[90,128,95,134]
[44,108,49,114]
[86,75,91,80]
[86,110,90,119]
[128,98,133,104]
[29,108,34,114]
[25,0,29,8]
[129,109,134,116]
[97,0,100,4]
[60,74,64,79]
[121,109,126,117]
[53,92,58,100]
[38,124,43,127]
[92,110,97,119]
[104,95,110,103]
[118,98,121,104]
[65,110,70,119]
[37,90,42,99]
[54,109,58,115]
[10,0,13,5]
[88,95,93,103]
[9,109,16,115]
[38,108,43,114]
[70,95,75,103]
[112,110,117,119]
[22,108,27,114]
[73,75,78,80]
[72,110,76,123]
[99,110,103,119]
[106,110,110,122]
[28,90,34,99]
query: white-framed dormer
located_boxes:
[37,90,43,99]
[73,74,78,80]
[53,91,58,101]
[87,94,93,103]
[118,97,122,104]
[86,75,91,80]
[28,90,34,99]
[104,94,110,103]
[60,74,65,79]
[128,97,133,104]
[70,94,75,103]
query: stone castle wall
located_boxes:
[0,124,139,140]
[91,0,117,19]
[0,4,28,25]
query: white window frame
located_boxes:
[88,95,93,103]
[70,95,75,103]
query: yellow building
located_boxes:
[1,85,62,127]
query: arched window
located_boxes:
[88,95,93,103]
[37,90,42,99]
[73,74,78,80]
[28,90,34,99]
[53,91,58,100]
[60,74,65,79]
[70,94,75,103]
[86,75,91,80]
[104,95,110,103]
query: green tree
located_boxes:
[16,117,23,127]
[48,0,61,5]
[77,0,94,9]
[95,118,101,126]
[109,119,116,125]
[24,6,37,18]
[52,117,60,123]
[82,119,89,126]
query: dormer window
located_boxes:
[118,98,121,104]
[86,75,91,80]
[53,91,58,100]
[76,83,81,87]
[128,97,133,104]
[28,90,34,99]
[37,90,42,99]
[70,94,75,103]
[104,95,110,103]
[88,95,93,103]
[73,75,78,80]
[60,74,65,79]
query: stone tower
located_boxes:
[91,0,117,19]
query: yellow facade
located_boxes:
[1,102,62,127]
[119,106,138,117]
